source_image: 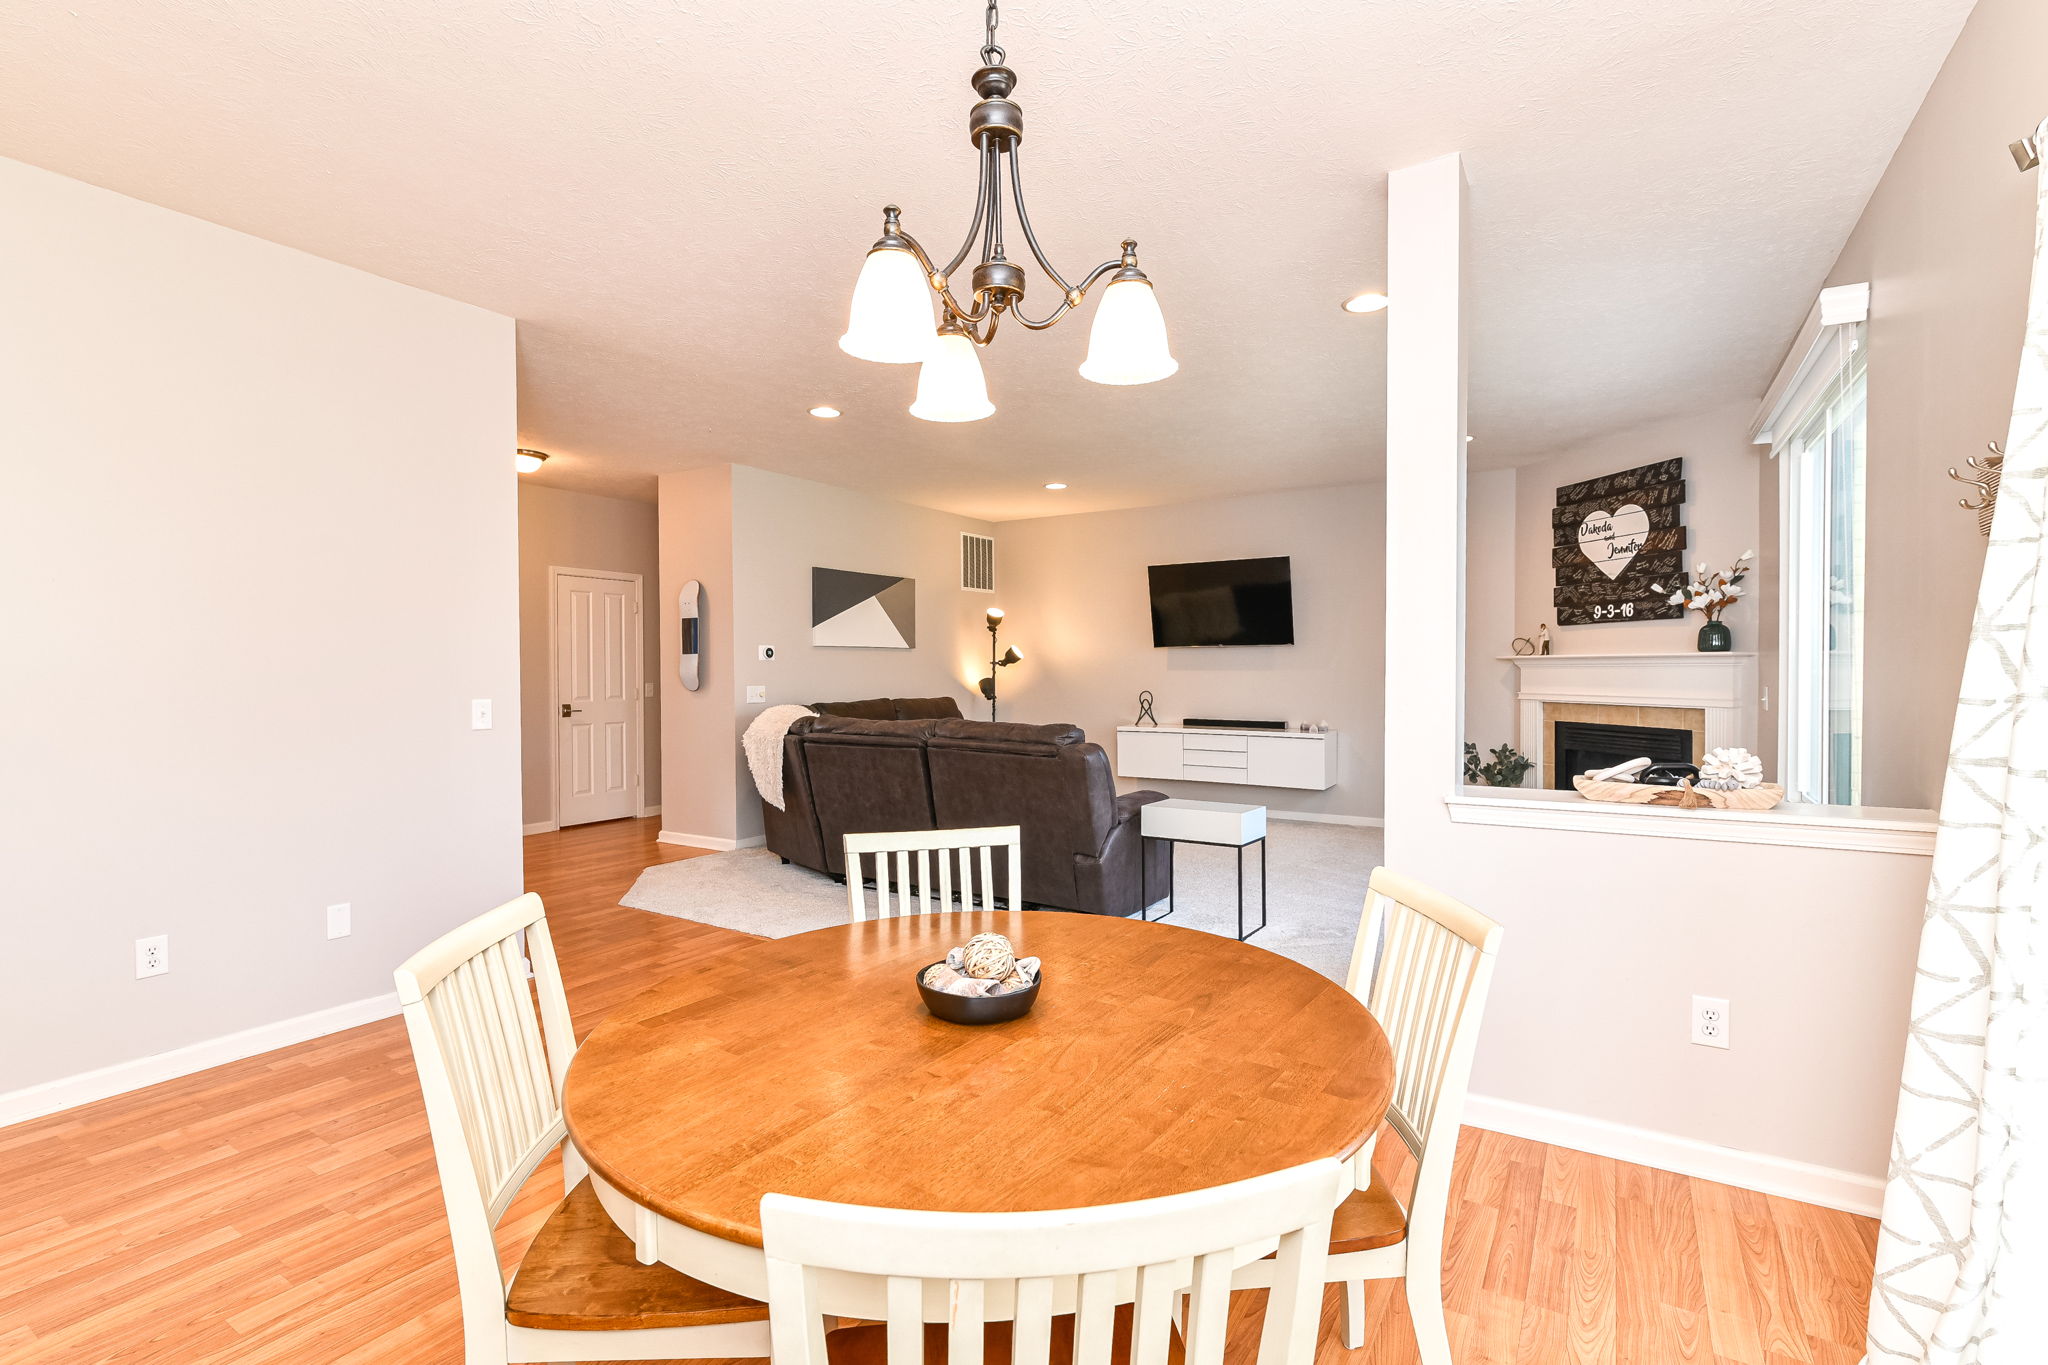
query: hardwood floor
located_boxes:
[0,817,1877,1364]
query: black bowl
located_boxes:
[1639,762,1702,787]
[916,963,1042,1024]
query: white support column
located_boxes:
[1382,153,1469,865]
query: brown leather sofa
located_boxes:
[758,697,1171,917]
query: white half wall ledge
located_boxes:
[523,820,561,836]
[1267,809,1386,828]
[0,992,401,1130]
[1464,1093,1885,1217]
[1445,788,1937,855]
[657,829,769,852]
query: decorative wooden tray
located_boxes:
[1571,775,1785,811]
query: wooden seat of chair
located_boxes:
[504,1179,770,1331]
[826,1306,1179,1365]
[1327,1167,1410,1253]
[1254,1166,1408,1261]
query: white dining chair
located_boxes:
[842,825,1023,921]
[394,892,772,1365]
[762,1157,1346,1365]
[1231,866,1502,1365]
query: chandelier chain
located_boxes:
[981,0,1004,65]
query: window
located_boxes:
[1774,320,1867,805]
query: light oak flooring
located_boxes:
[0,817,1878,1364]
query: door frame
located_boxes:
[545,565,648,830]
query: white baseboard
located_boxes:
[522,820,560,836]
[0,991,402,1130]
[1463,1093,1884,1217]
[658,829,768,852]
[1267,809,1385,828]
[639,804,662,818]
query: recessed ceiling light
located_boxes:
[809,405,842,419]
[1341,291,1389,314]
[514,448,549,474]
[1044,482,1068,490]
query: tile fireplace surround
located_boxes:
[1507,652,1758,786]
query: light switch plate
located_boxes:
[746,685,767,704]
[326,903,351,940]
[470,699,493,730]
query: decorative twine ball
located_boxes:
[961,933,1017,980]
[1698,746,1764,791]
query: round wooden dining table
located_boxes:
[563,909,1392,1305]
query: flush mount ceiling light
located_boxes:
[514,448,549,474]
[1043,482,1067,490]
[839,0,1176,423]
[1341,291,1389,314]
[808,405,842,419]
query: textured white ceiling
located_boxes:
[1,1,1973,517]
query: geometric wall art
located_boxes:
[812,567,917,648]
[1551,458,1688,625]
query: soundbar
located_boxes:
[1181,717,1289,731]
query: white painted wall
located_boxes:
[1,157,519,1104]
[1464,468,1520,767]
[518,484,661,829]
[1386,152,1926,1208]
[998,484,1386,820]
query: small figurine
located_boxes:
[1535,623,1552,656]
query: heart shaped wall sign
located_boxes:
[1577,504,1650,580]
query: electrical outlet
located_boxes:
[326,903,352,940]
[1691,995,1730,1049]
[136,935,169,979]
[746,684,767,704]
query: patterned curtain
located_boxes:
[1864,131,2048,1365]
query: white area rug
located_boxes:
[619,819,1384,982]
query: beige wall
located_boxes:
[998,484,1386,821]
[1386,150,1925,1203]
[1464,468,1520,766]
[1813,0,2045,808]
[2,157,520,1099]
[657,465,738,844]
[1510,402,1764,657]
[517,485,660,828]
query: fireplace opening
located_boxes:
[1554,721,1693,790]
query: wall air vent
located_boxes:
[961,533,995,592]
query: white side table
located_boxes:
[1139,799,1268,941]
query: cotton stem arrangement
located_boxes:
[1652,551,1754,622]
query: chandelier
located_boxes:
[838,0,1177,422]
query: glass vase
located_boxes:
[1697,620,1732,652]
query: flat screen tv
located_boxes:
[1148,556,1295,647]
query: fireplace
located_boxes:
[1552,720,1693,790]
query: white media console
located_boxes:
[1114,725,1338,791]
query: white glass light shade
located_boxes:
[514,449,547,474]
[839,247,934,363]
[909,330,995,422]
[1080,278,1177,384]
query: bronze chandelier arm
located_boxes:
[1004,144,1077,296]
[939,144,996,282]
[892,225,997,324]
[1007,254,1129,329]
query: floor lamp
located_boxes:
[978,608,1022,720]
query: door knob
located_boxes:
[561,703,582,717]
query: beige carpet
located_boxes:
[619,819,1383,981]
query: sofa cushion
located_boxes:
[807,715,942,741]
[810,697,900,720]
[930,719,1085,752]
[892,696,965,720]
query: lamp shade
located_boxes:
[910,329,995,422]
[1080,278,1177,385]
[839,247,934,363]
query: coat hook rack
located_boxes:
[1949,441,2004,536]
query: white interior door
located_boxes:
[554,571,639,826]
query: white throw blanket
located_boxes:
[742,705,817,810]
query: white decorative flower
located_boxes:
[1698,747,1764,790]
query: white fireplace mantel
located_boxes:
[1505,651,1758,774]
